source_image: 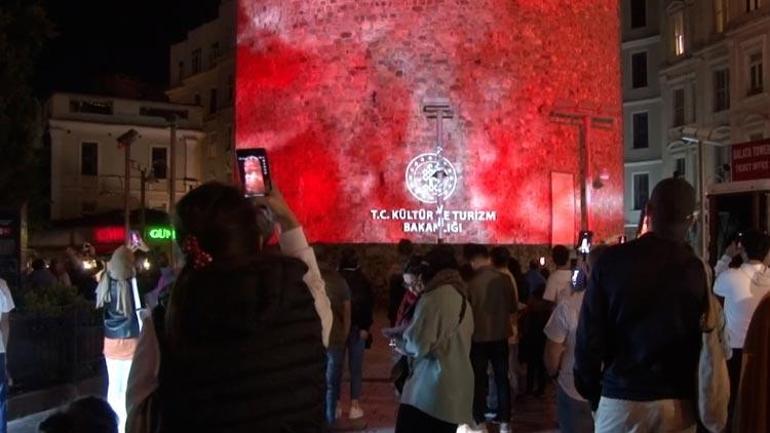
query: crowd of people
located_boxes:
[0,176,766,433]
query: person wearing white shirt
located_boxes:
[543,245,572,304]
[545,245,606,433]
[713,229,770,430]
[0,278,15,433]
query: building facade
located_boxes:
[623,0,770,255]
[167,0,236,183]
[47,93,205,221]
[622,0,666,238]
[661,0,770,256]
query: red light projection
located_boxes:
[236,0,623,244]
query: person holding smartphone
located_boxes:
[393,246,474,433]
[544,245,607,433]
[126,182,331,433]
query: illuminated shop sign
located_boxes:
[94,226,126,244]
[147,226,176,241]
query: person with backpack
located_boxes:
[125,183,330,433]
[96,246,141,433]
[391,245,474,433]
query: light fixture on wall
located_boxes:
[592,168,610,189]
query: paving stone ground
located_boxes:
[10,311,561,433]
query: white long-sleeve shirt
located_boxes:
[125,227,331,428]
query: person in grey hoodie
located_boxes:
[713,229,770,431]
[393,245,474,433]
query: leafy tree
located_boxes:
[0,1,54,224]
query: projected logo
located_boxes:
[405,153,458,204]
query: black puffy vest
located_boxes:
[157,256,326,433]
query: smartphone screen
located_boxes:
[236,148,271,197]
[571,267,587,291]
[577,230,593,255]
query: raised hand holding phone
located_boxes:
[236,148,272,197]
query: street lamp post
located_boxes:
[167,116,178,264]
[423,100,454,245]
[550,104,615,232]
[117,129,139,245]
[680,133,730,260]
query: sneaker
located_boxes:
[349,404,365,420]
[500,422,512,433]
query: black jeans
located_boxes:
[725,348,743,433]
[471,340,511,423]
[395,404,457,433]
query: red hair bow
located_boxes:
[182,236,213,270]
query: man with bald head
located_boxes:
[575,178,708,433]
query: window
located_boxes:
[210,42,220,65]
[631,0,647,28]
[714,68,730,111]
[209,88,218,114]
[632,112,649,149]
[673,88,686,126]
[177,61,185,82]
[675,157,687,178]
[139,107,189,120]
[673,11,685,56]
[632,52,648,88]
[152,147,168,179]
[192,48,202,74]
[748,52,764,96]
[70,99,113,115]
[747,0,760,12]
[715,0,726,33]
[633,173,650,210]
[81,142,98,176]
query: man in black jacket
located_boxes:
[575,178,707,433]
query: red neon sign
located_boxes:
[94,226,126,244]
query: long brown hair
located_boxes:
[166,182,269,345]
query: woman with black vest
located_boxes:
[125,183,329,433]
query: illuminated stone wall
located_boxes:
[237,0,623,244]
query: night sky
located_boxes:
[34,0,220,98]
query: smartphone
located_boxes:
[618,235,627,244]
[236,148,271,197]
[577,230,593,255]
[571,267,587,291]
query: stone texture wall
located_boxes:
[237,0,623,244]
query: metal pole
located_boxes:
[140,169,147,236]
[698,140,707,259]
[168,118,177,263]
[124,143,131,245]
[436,114,444,245]
[579,116,589,231]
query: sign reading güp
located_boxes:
[147,226,176,241]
